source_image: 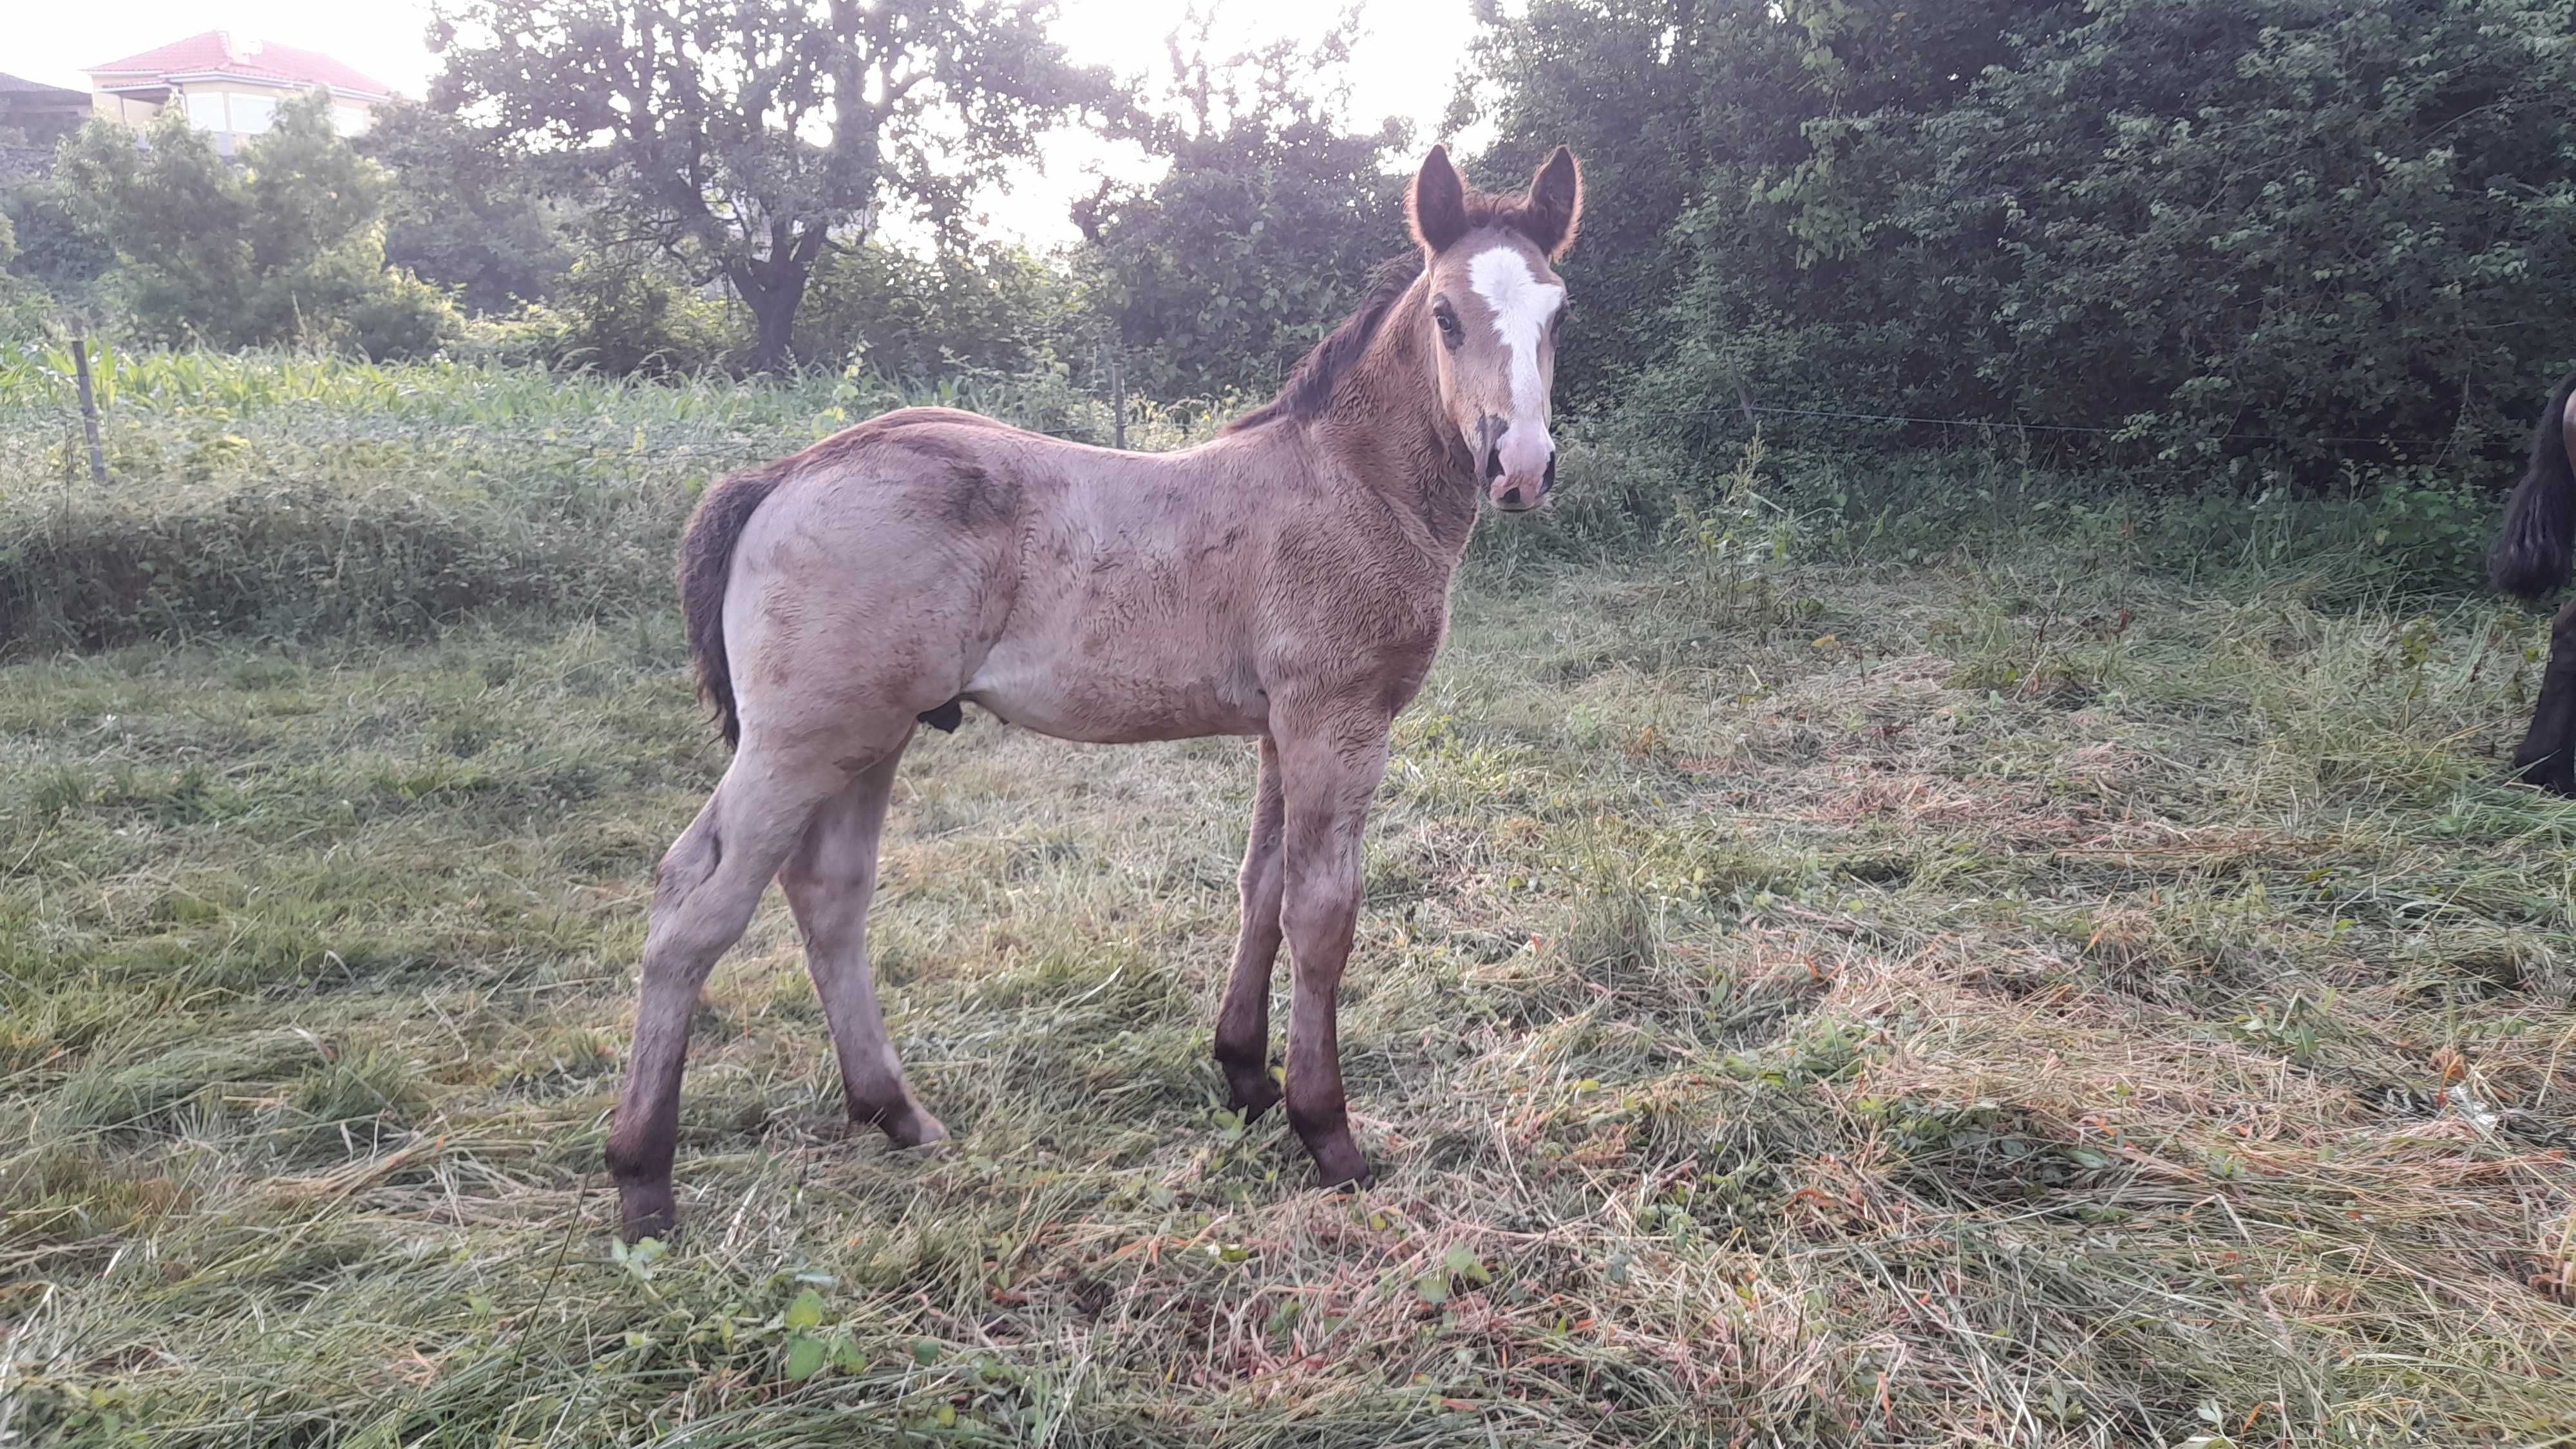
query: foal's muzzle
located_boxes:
[1473,412,1556,512]
[1487,449,1557,513]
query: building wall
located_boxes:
[180,79,375,140]
[93,90,164,127]
[90,78,374,151]
[0,97,89,144]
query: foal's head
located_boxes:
[1408,144,1583,513]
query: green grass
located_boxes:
[3,507,2573,1443]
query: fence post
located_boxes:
[1109,346,1126,451]
[70,323,109,487]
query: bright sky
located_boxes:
[6,0,1492,247]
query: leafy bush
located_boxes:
[0,175,114,302]
[361,99,577,314]
[52,96,459,359]
[0,211,44,340]
[472,251,740,377]
[796,241,1076,380]
[1470,0,2576,477]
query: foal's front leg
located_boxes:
[2513,598,2576,795]
[1213,739,1287,1121]
[1274,712,1391,1189]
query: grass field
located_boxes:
[3,359,2575,1444]
[5,518,2576,1433]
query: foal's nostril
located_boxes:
[1541,454,1558,495]
[1484,450,1505,482]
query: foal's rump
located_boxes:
[684,410,1034,754]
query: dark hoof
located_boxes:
[1224,1066,1282,1124]
[857,1101,950,1151]
[2512,753,2576,796]
[1308,1141,1374,1191]
[617,1182,678,1245]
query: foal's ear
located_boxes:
[1410,146,1470,255]
[1522,146,1582,260]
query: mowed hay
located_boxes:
[2,540,2572,1443]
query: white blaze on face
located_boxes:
[1468,245,1566,479]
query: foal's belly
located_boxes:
[962,638,1268,744]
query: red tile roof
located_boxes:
[86,31,392,100]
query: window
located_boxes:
[230,94,277,135]
[184,91,227,132]
[332,103,367,138]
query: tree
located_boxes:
[1072,17,1408,400]
[428,0,1116,370]
[1,176,116,301]
[362,100,579,314]
[56,95,458,357]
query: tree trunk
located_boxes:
[740,264,811,373]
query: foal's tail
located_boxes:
[2490,369,2576,600]
[678,464,787,747]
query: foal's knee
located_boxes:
[777,849,873,904]
[1281,871,1359,949]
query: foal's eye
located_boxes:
[1434,307,1463,349]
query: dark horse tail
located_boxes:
[2490,369,2576,600]
[677,464,787,748]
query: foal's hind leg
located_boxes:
[605,739,896,1243]
[1213,739,1287,1121]
[778,746,946,1147]
[2512,598,2576,795]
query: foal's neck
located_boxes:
[1322,276,1484,563]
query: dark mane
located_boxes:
[1224,253,1425,434]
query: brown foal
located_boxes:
[606,145,1584,1242]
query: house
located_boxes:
[84,32,393,156]
[0,71,91,146]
